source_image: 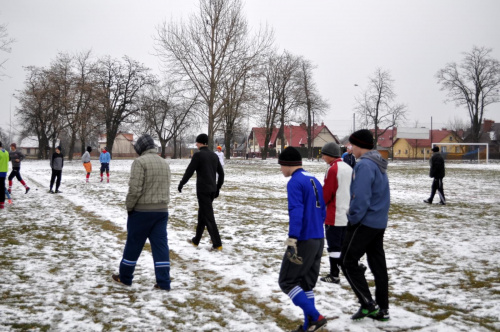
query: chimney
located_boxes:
[483,119,494,132]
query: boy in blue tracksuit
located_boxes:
[341,129,391,322]
[99,146,111,183]
[277,147,327,332]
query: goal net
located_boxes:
[432,143,489,164]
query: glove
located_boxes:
[214,189,220,198]
[284,238,303,265]
[178,183,183,193]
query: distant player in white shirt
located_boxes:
[215,146,224,167]
[215,146,224,182]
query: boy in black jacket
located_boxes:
[424,146,446,205]
[178,134,224,251]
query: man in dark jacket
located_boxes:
[178,134,224,251]
[424,146,446,205]
[49,146,64,193]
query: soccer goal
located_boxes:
[432,143,489,164]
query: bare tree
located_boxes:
[436,46,500,143]
[295,58,328,159]
[94,55,155,156]
[155,0,273,149]
[355,68,408,148]
[0,20,15,78]
[17,66,64,158]
[140,80,198,158]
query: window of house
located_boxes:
[27,148,31,154]
[421,149,424,154]
[449,136,453,141]
[398,150,401,155]
[405,150,408,154]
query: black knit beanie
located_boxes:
[87,146,92,153]
[278,147,303,166]
[432,146,439,152]
[196,133,209,145]
[349,129,374,150]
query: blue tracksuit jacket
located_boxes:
[287,169,326,241]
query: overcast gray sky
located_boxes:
[1,0,499,141]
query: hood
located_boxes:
[359,150,388,173]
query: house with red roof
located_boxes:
[393,129,462,160]
[248,122,339,157]
[99,132,136,157]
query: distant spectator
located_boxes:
[82,146,92,183]
[99,146,111,183]
[8,143,30,194]
[424,146,446,205]
[49,146,64,194]
[342,144,356,168]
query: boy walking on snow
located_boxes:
[342,129,390,322]
[319,142,352,284]
[8,143,30,194]
[277,147,327,332]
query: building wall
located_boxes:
[393,134,462,159]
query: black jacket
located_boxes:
[429,152,445,178]
[180,146,224,193]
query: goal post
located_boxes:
[432,143,489,164]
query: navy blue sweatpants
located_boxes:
[119,211,171,290]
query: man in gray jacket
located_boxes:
[112,134,172,290]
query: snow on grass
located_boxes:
[0,158,499,331]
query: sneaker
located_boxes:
[439,201,446,205]
[320,274,340,284]
[7,199,13,205]
[25,187,30,194]
[209,246,222,252]
[423,199,432,204]
[369,309,390,321]
[100,178,103,182]
[153,284,170,291]
[55,190,62,193]
[351,303,379,320]
[107,178,110,183]
[49,189,54,194]
[187,238,198,247]
[111,274,130,287]
[307,315,327,331]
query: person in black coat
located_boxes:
[178,134,224,251]
[424,146,446,205]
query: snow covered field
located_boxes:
[1,158,499,331]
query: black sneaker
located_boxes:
[369,309,390,321]
[49,189,54,194]
[423,199,432,204]
[439,201,446,205]
[320,274,340,284]
[111,274,130,287]
[307,315,327,331]
[153,284,170,291]
[55,190,62,193]
[351,303,379,320]
[25,187,30,194]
